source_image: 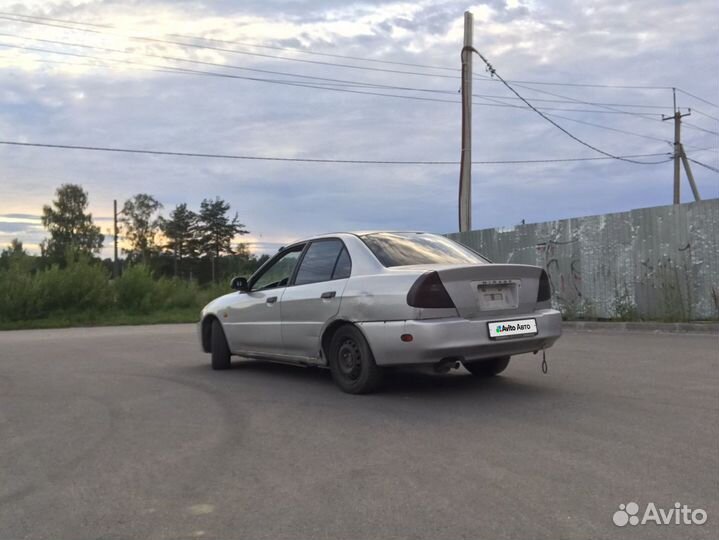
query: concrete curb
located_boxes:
[562,321,719,335]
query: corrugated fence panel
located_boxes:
[447,199,719,321]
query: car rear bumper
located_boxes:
[356,309,562,366]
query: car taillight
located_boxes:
[537,270,551,302]
[406,271,455,309]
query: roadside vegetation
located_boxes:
[0,184,268,330]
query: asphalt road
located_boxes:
[0,325,716,540]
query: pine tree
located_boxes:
[159,203,198,277]
[197,197,249,282]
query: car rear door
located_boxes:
[280,239,351,359]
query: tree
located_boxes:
[1,238,25,258]
[120,194,163,265]
[41,184,103,262]
[197,197,249,282]
[159,203,198,277]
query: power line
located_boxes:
[469,48,671,165]
[692,108,719,122]
[682,121,719,136]
[1,41,683,150]
[0,42,463,105]
[687,157,719,174]
[473,93,674,146]
[1,40,688,152]
[0,10,460,73]
[0,25,674,114]
[0,14,461,80]
[0,41,673,120]
[473,71,674,90]
[0,139,671,165]
[676,88,719,109]
[506,80,666,125]
[0,33,460,93]
[1,10,716,105]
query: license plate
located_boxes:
[488,318,537,339]
[474,280,520,311]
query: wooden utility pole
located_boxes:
[458,10,473,232]
[662,107,701,204]
[113,199,119,278]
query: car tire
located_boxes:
[328,325,383,394]
[211,319,232,370]
[463,356,511,377]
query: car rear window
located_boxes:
[294,239,346,285]
[360,232,488,267]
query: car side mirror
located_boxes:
[230,276,249,292]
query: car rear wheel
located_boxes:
[211,319,231,370]
[328,325,383,394]
[463,356,510,377]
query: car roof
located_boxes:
[291,231,427,244]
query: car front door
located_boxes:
[224,244,304,356]
[280,239,352,360]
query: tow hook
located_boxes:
[541,348,548,374]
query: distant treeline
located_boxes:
[0,184,270,327]
[2,183,270,284]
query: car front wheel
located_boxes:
[463,356,510,377]
[328,325,383,394]
[211,319,232,370]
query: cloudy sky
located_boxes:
[0,0,717,256]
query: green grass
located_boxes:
[0,308,201,331]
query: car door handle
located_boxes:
[266,296,278,304]
[320,291,336,299]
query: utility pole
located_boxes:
[458,10,473,232]
[113,199,119,279]
[662,98,701,204]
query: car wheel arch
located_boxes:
[321,320,371,365]
[201,314,219,353]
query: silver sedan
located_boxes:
[198,232,562,393]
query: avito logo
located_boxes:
[613,501,707,527]
[496,323,532,333]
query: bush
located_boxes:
[0,255,110,321]
[155,277,200,310]
[0,256,231,325]
[36,257,112,315]
[114,265,157,313]
[0,261,38,321]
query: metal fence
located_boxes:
[447,199,719,321]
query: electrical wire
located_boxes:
[676,88,719,109]
[687,157,719,174]
[692,108,719,122]
[0,140,671,165]
[1,41,687,150]
[0,14,461,80]
[0,41,674,119]
[1,10,716,107]
[0,10,460,73]
[682,121,719,136]
[469,48,677,164]
[0,42,462,105]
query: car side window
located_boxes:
[251,246,304,291]
[332,247,351,280]
[294,240,345,286]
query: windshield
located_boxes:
[360,232,488,267]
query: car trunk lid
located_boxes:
[431,264,544,319]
